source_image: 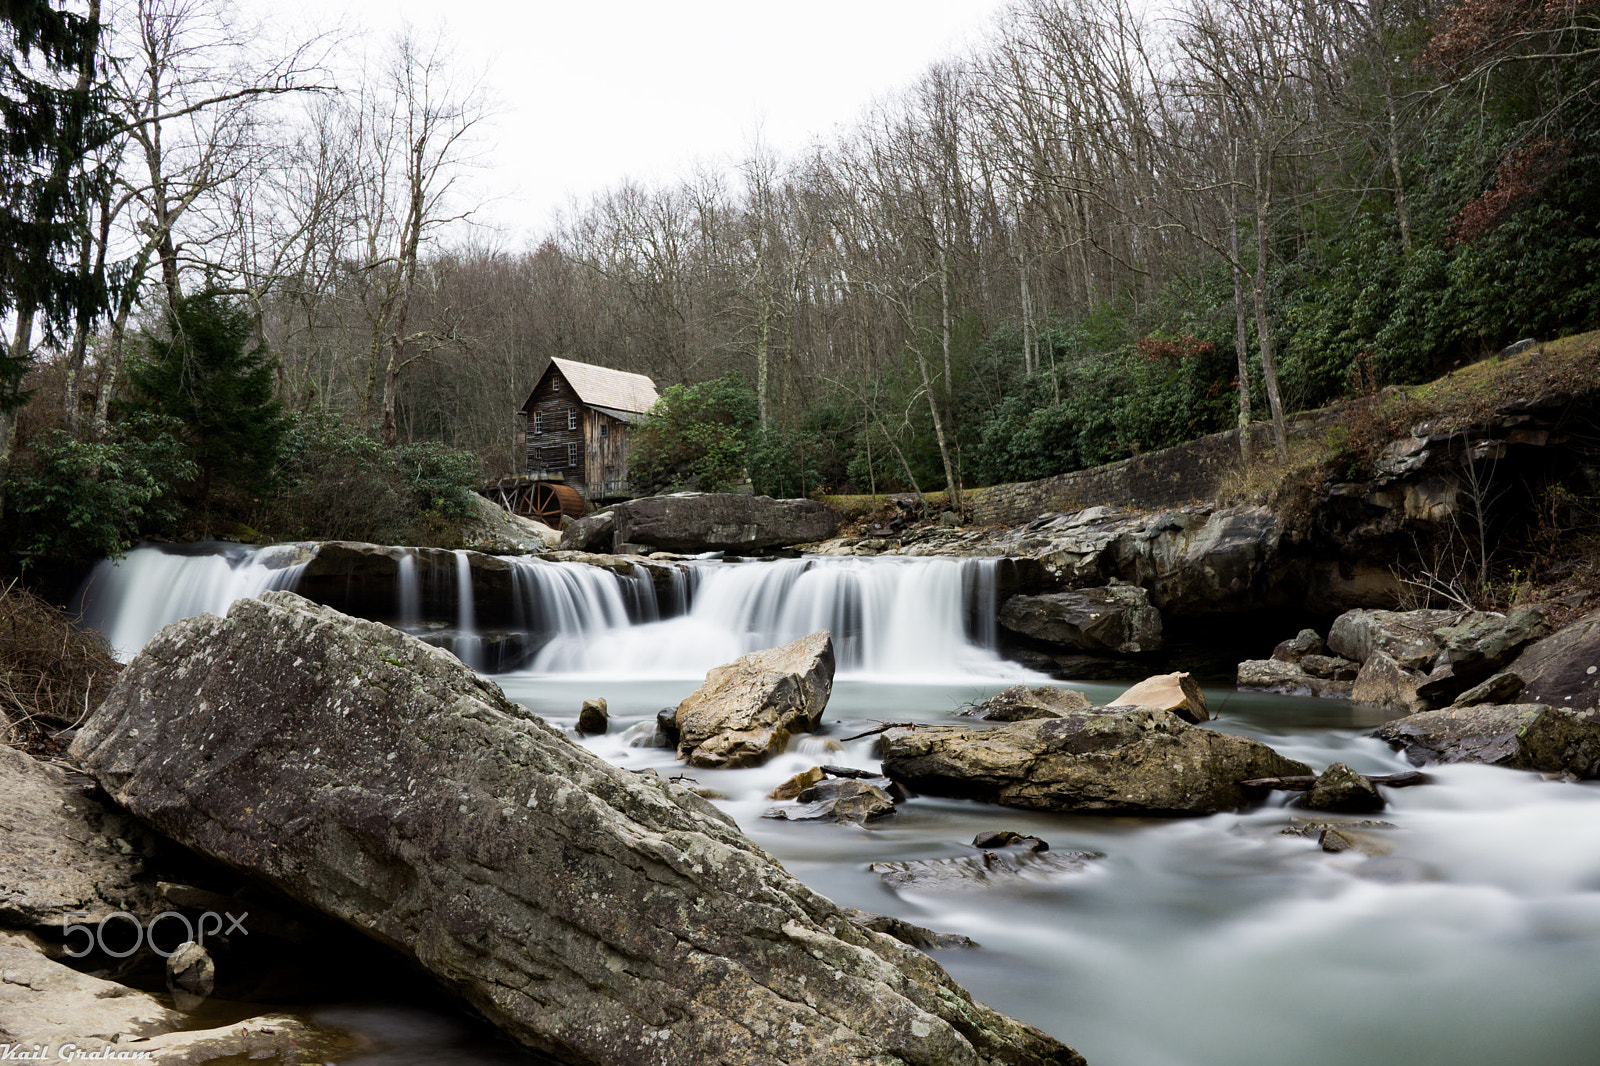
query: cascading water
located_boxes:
[518,556,1017,681]
[78,542,312,660]
[66,541,1600,1064]
[451,549,483,670]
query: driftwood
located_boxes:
[1241,770,1433,791]
[838,722,921,743]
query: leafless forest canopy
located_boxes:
[21,0,1600,495]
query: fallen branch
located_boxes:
[1241,770,1433,791]
[838,722,922,743]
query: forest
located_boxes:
[2,0,1597,577]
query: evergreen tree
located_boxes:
[0,0,106,410]
[125,290,287,507]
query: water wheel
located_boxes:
[530,481,586,525]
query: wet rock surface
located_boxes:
[1300,763,1386,813]
[1374,703,1600,776]
[871,848,1099,893]
[961,684,1093,722]
[764,778,899,825]
[1509,609,1600,710]
[999,585,1163,654]
[880,709,1309,815]
[675,630,835,768]
[69,593,1079,1066]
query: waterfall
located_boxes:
[79,545,1015,681]
[78,542,312,660]
[520,556,1012,681]
[451,549,483,670]
[396,551,421,627]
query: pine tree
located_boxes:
[125,291,287,507]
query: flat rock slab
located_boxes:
[871,849,1099,893]
[0,745,161,929]
[0,930,352,1061]
[614,493,842,553]
[675,630,835,768]
[70,592,1079,1066]
[1373,703,1600,776]
[961,685,1093,722]
[1109,672,1209,724]
[880,709,1309,815]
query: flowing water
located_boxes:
[76,544,1600,1065]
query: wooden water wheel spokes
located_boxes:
[531,481,585,525]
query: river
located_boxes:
[78,544,1600,1066]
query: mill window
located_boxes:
[532,412,542,435]
[568,408,578,430]
[599,423,609,438]
[567,443,579,467]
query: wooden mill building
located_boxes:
[519,358,659,502]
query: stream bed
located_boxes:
[78,545,1600,1065]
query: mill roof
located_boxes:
[546,357,659,415]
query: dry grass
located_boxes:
[1211,436,1331,507]
[0,580,121,753]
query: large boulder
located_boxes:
[0,744,161,930]
[1435,606,1551,683]
[675,631,835,768]
[879,709,1310,815]
[71,595,1076,1066]
[459,493,560,554]
[1327,608,1460,670]
[1350,650,1430,714]
[1374,703,1600,776]
[1507,609,1600,710]
[559,509,616,552]
[613,493,842,553]
[1236,658,1353,699]
[998,586,1163,654]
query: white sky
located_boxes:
[263,0,1012,247]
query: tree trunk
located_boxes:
[1231,202,1253,462]
[1252,159,1288,462]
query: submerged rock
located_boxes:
[879,709,1309,815]
[962,684,1093,722]
[577,696,609,735]
[1301,763,1386,814]
[70,593,1078,1066]
[764,778,898,825]
[871,848,1099,892]
[998,585,1163,654]
[675,630,835,768]
[838,907,979,951]
[1374,703,1600,776]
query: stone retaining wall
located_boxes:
[965,414,1334,527]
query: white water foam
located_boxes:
[78,543,312,660]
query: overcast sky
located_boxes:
[264,0,1012,246]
